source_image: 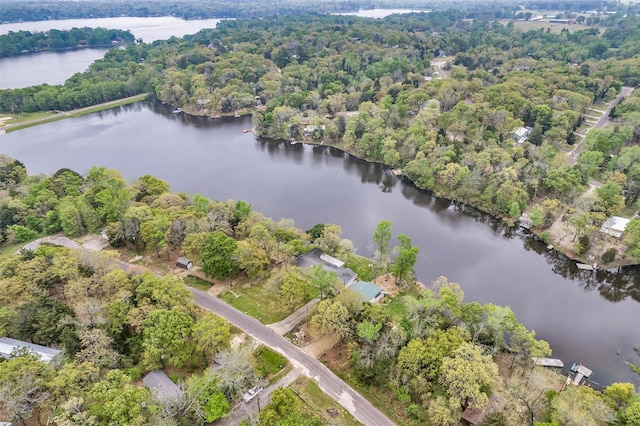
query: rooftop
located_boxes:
[350,280,384,303]
[143,371,184,402]
[601,216,631,238]
[0,337,62,364]
[295,248,356,287]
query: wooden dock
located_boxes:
[571,363,593,385]
[576,263,595,271]
[532,357,564,368]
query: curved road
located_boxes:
[190,288,396,426]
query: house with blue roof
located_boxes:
[350,281,385,303]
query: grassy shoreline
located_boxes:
[3,93,149,133]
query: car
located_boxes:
[242,385,264,403]
[582,128,588,134]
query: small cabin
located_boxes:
[176,257,193,270]
[0,337,63,367]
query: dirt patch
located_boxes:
[303,333,341,359]
[319,340,350,371]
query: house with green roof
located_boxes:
[350,281,384,303]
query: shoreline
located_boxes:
[6,97,637,270]
[1,93,149,132]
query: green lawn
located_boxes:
[183,275,213,291]
[0,241,27,255]
[218,273,320,324]
[254,346,288,379]
[345,253,375,281]
[383,293,409,322]
[290,376,362,426]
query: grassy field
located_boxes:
[254,345,288,379]
[4,94,148,132]
[182,274,213,291]
[345,253,375,281]
[290,376,361,426]
[219,278,320,324]
[500,19,596,34]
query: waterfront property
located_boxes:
[600,216,631,238]
[0,337,63,366]
[295,248,357,287]
[349,280,384,303]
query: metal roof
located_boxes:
[0,337,62,364]
[143,370,184,402]
[350,281,383,302]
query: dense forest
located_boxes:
[4,10,640,263]
[0,159,639,425]
[0,0,630,23]
[0,27,135,58]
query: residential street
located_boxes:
[190,288,396,426]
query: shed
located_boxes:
[350,281,384,303]
[0,337,63,367]
[176,257,193,269]
[143,371,184,402]
[320,253,344,269]
[600,216,631,238]
[461,394,498,425]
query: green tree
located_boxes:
[550,385,614,426]
[193,312,230,358]
[393,234,419,286]
[183,370,230,423]
[201,231,238,280]
[279,268,307,314]
[0,354,53,424]
[309,263,339,300]
[142,307,196,369]
[89,370,150,426]
[372,219,392,270]
[440,342,500,410]
[311,299,352,340]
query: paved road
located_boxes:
[432,60,447,79]
[190,288,396,426]
[594,86,634,129]
[267,297,320,335]
[568,86,634,165]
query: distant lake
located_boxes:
[333,9,429,18]
[0,17,224,88]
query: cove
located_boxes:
[1,99,639,386]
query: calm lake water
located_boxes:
[1,100,639,387]
[0,17,224,88]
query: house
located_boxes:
[143,371,184,402]
[511,126,532,145]
[176,257,193,269]
[600,216,631,238]
[295,248,357,287]
[0,337,63,367]
[349,281,384,303]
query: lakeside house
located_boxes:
[0,337,63,367]
[295,248,357,287]
[143,371,184,403]
[349,280,385,303]
[600,216,631,238]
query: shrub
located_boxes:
[575,235,590,255]
[8,224,37,242]
[601,248,617,263]
[539,231,551,244]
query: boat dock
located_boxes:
[570,363,593,385]
[576,263,596,271]
[532,357,564,368]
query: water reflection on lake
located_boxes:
[1,100,639,387]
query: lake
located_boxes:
[0,17,224,88]
[1,100,639,387]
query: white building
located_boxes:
[600,216,632,238]
[0,337,63,366]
